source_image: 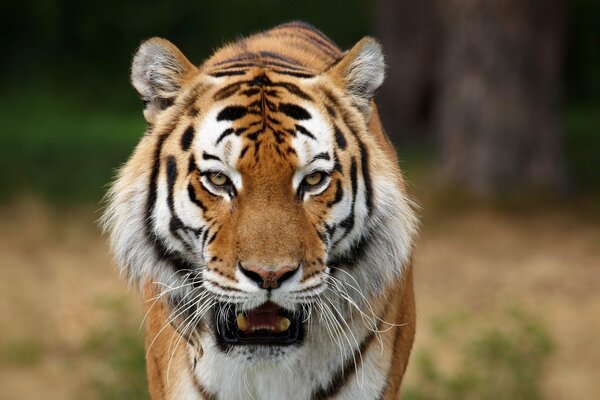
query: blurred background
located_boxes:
[0,0,598,399]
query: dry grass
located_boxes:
[0,196,598,399]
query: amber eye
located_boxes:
[304,171,324,187]
[208,172,229,187]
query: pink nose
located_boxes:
[239,263,299,289]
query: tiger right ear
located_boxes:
[327,37,385,118]
[131,38,196,122]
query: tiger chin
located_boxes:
[102,21,419,400]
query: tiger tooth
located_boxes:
[236,314,250,331]
[276,317,291,332]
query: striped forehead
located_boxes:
[192,95,334,172]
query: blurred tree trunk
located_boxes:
[435,0,566,194]
[375,0,442,141]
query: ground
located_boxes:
[0,193,598,400]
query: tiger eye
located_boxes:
[208,172,228,186]
[305,171,324,187]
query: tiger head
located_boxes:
[103,33,417,361]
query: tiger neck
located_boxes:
[188,296,393,400]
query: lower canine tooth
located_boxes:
[276,317,291,332]
[236,314,250,331]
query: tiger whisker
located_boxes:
[321,290,365,389]
[146,288,206,358]
[166,296,215,383]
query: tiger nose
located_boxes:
[238,263,299,289]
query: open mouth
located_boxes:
[214,302,304,346]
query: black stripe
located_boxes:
[265,98,277,112]
[188,107,199,117]
[240,88,261,97]
[209,70,248,77]
[216,128,234,145]
[337,158,357,239]
[217,106,248,121]
[146,133,170,260]
[211,62,256,69]
[268,116,281,125]
[207,229,218,245]
[334,125,347,150]
[311,331,376,399]
[325,224,337,240]
[246,129,262,141]
[325,105,337,118]
[322,88,340,108]
[180,126,195,151]
[296,124,316,140]
[262,61,308,72]
[213,82,243,101]
[166,156,198,252]
[274,82,313,101]
[348,158,358,202]
[187,184,207,212]
[358,140,373,215]
[202,152,222,162]
[201,228,210,248]
[272,69,315,78]
[157,97,175,110]
[213,54,258,65]
[333,151,343,174]
[247,73,272,87]
[188,155,197,175]
[327,233,371,270]
[327,179,344,207]
[165,158,181,216]
[279,103,311,120]
[312,152,331,162]
[258,50,302,67]
[240,145,250,159]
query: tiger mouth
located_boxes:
[214,301,304,346]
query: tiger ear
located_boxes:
[327,37,385,117]
[131,38,196,122]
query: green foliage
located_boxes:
[564,104,600,189]
[565,0,600,103]
[83,297,148,400]
[0,83,143,204]
[1,0,372,82]
[403,309,554,400]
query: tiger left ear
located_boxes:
[327,37,386,117]
[131,38,197,123]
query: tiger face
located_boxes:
[104,32,417,363]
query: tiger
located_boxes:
[102,21,419,400]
